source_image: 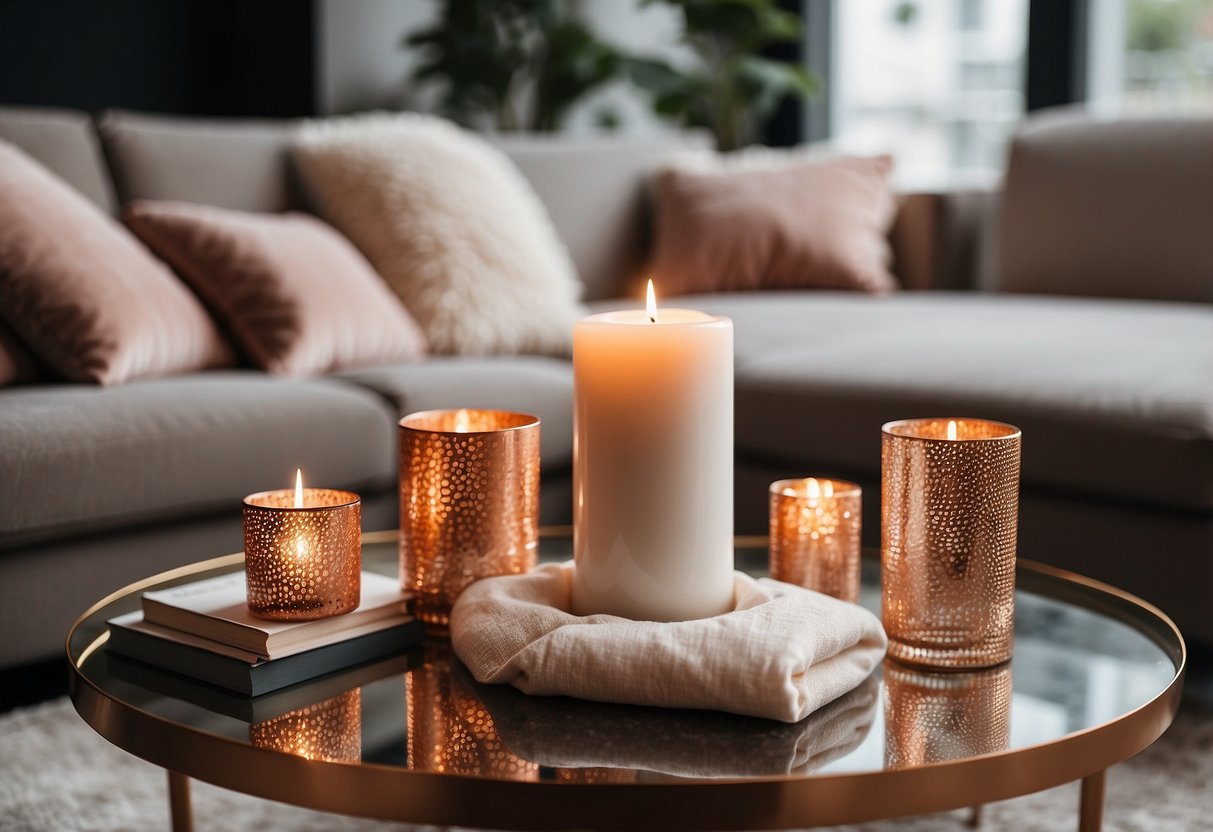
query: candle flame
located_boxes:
[806,477,821,500]
[454,408,470,433]
[947,420,958,441]
[294,468,304,508]
[646,279,657,323]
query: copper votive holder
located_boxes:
[249,688,362,762]
[769,477,862,603]
[883,659,1012,768]
[881,418,1021,669]
[399,409,540,633]
[243,488,361,621]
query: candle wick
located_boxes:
[649,314,656,324]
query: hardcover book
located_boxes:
[107,609,424,697]
[141,570,408,658]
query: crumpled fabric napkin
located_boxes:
[450,561,887,723]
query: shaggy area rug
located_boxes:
[1,698,1209,831]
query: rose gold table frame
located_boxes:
[69,529,1185,832]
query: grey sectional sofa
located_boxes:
[0,106,1209,670]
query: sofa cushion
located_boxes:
[0,373,397,549]
[590,293,1213,511]
[294,113,585,357]
[998,111,1213,303]
[97,109,304,211]
[0,106,117,213]
[0,141,235,385]
[493,133,713,302]
[649,153,898,297]
[334,357,574,472]
[124,200,427,376]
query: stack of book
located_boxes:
[107,571,423,696]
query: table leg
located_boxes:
[167,770,193,832]
[1079,769,1106,832]
[966,804,983,828]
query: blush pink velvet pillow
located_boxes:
[0,141,234,384]
[649,153,898,296]
[124,201,427,376]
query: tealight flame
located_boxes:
[805,477,833,505]
[947,420,958,441]
[294,468,304,508]
[646,279,657,323]
[454,408,470,433]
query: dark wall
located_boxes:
[0,0,316,117]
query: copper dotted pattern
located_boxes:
[769,478,863,603]
[881,419,1021,669]
[249,688,362,762]
[243,489,361,621]
[883,659,1012,768]
[406,651,539,780]
[399,410,540,632]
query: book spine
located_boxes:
[249,619,425,696]
[108,627,255,695]
[108,618,426,697]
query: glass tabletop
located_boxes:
[68,530,1183,787]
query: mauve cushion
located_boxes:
[124,201,427,376]
[0,141,234,385]
[648,154,898,296]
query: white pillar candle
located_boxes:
[571,284,734,621]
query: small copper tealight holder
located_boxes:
[244,470,361,621]
[769,477,862,603]
[881,418,1021,669]
[399,409,540,633]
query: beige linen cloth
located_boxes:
[450,561,887,723]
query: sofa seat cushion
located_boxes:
[0,373,397,549]
[605,292,1213,511]
[334,357,574,472]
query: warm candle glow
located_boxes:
[294,468,304,508]
[806,476,821,504]
[947,420,958,441]
[646,279,657,323]
[454,408,470,433]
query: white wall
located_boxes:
[315,0,437,115]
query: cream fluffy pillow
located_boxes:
[293,113,584,355]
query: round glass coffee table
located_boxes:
[68,530,1185,832]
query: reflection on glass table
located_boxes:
[69,531,1184,831]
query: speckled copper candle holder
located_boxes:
[249,689,362,762]
[769,477,862,603]
[883,660,1012,768]
[399,409,540,633]
[881,418,1021,669]
[243,489,361,621]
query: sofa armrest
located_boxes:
[889,189,997,292]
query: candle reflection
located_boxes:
[405,646,539,780]
[249,688,362,763]
[883,660,1011,768]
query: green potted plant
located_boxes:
[628,0,818,150]
[405,0,622,132]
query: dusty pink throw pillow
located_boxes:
[0,141,233,385]
[649,153,898,296]
[124,201,427,376]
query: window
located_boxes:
[1088,0,1213,115]
[829,0,1029,188]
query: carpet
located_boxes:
[1,698,1209,831]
